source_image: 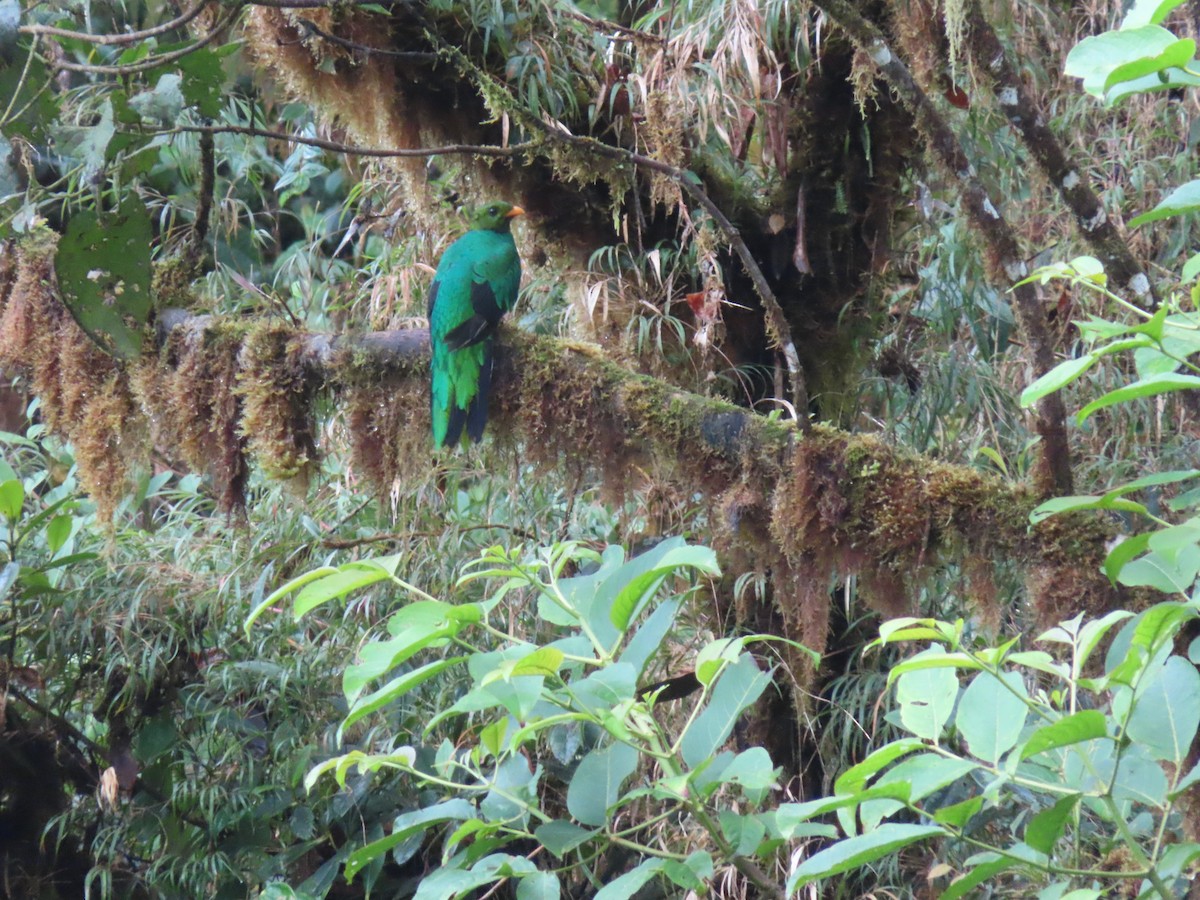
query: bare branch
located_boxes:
[20,0,211,46]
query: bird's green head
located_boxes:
[468,200,525,233]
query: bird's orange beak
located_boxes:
[505,206,525,218]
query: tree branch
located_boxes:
[962,0,1156,307]
[19,0,212,45]
[162,123,533,159]
[812,0,1073,495]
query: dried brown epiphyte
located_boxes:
[71,372,148,523]
[342,374,429,491]
[237,324,319,487]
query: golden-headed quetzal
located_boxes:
[428,201,524,447]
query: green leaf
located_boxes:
[860,754,977,831]
[55,197,153,359]
[619,597,680,675]
[1078,373,1200,422]
[480,756,538,824]
[294,560,398,617]
[1182,252,1200,283]
[787,824,945,892]
[1029,494,1148,524]
[609,544,719,631]
[1122,0,1188,28]
[516,872,560,900]
[1025,794,1081,854]
[345,601,476,703]
[566,662,636,714]
[680,654,770,767]
[1131,179,1200,226]
[932,795,982,828]
[1126,655,1200,762]
[566,740,638,826]
[0,478,23,521]
[704,746,778,802]
[894,648,959,741]
[955,670,1029,763]
[44,514,73,554]
[1105,533,1152,584]
[535,820,597,858]
[834,739,927,795]
[345,799,474,881]
[510,646,564,677]
[938,856,1018,900]
[0,0,19,60]
[1065,25,1195,99]
[1020,710,1107,760]
[342,657,465,731]
[1019,355,1096,408]
[594,858,666,900]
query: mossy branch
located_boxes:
[154,309,1118,637]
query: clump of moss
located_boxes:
[150,258,203,311]
[237,325,319,486]
[133,321,249,513]
[342,373,429,491]
[0,234,149,522]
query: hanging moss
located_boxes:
[132,320,251,514]
[0,233,149,522]
[237,324,320,486]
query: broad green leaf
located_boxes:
[1183,252,1200,284]
[1078,373,1200,422]
[342,657,465,731]
[661,851,712,890]
[1105,533,1152,584]
[619,597,680,675]
[955,671,1029,763]
[1030,494,1148,524]
[566,740,638,826]
[894,647,959,741]
[344,800,474,880]
[860,754,977,831]
[774,783,912,837]
[695,636,745,685]
[1020,711,1107,760]
[939,856,1018,900]
[346,601,477,702]
[679,654,770,767]
[835,739,927,794]
[1122,0,1188,27]
[129,73,185,124]
[55,197,155,359]
[704,746,778,802]
[932,795,982,828]
[609,544,719,632]
[1126,655,1200,762]
[885,651,983,685]
[535,820,597,857]
[0,478,23,521]
[720,811,769,855]
[480,756,538,824]
[510,646,564,677]
[294,560,398,617]
[1131,179,1200,226]
[412,866,496,900]
[566,663,636,713]
[44,514,73,554]
[787,824,945,891]
[1019,355,1096,407]
[594,858,666,900]
[516,872,560,900]
[1065,26,1195,98]
[1117,547,1200,593]
[1005,650,1069,679]
[1025,794,1080,854]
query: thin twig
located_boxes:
[20,0,211,46]
[164,123,534,159]
[293,18,437,62]
[48,3,242,76]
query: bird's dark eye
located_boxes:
[488,206,498,214]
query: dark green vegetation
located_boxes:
[3,0,1200,896]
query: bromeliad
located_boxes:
[428,201,523,447]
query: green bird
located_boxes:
[428,200,524,447]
